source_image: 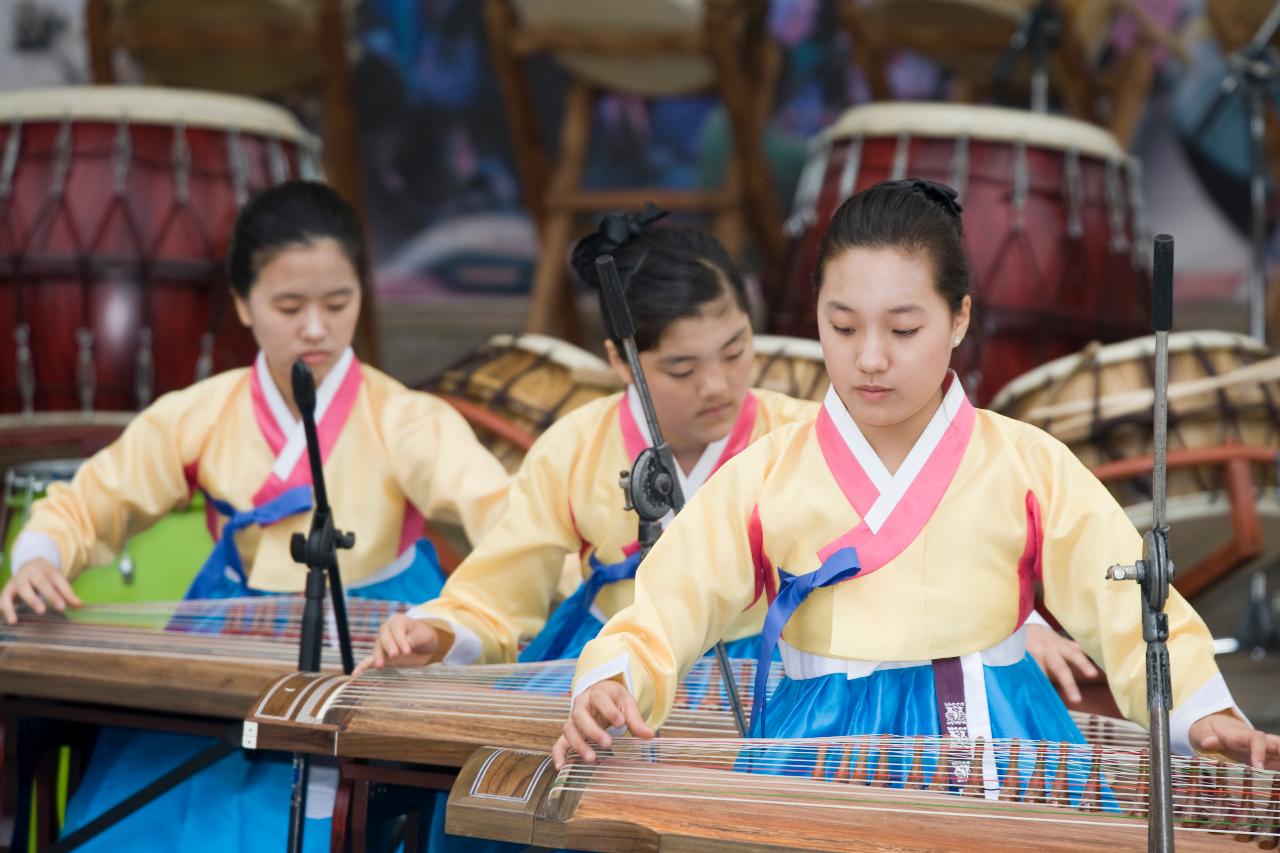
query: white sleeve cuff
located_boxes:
[11,530,62,573]
[572,653,635,736]
[404,608,483,666]
[1169,673,1248,756]
[1023,609,1051,628]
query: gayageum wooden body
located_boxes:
[447,737,1280,852]
[0,597,401,718]
[242,658,764,768]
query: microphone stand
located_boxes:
[1191,0,1280,343]
[285,359,356,853]
[596,255,749,738]
[1106,235,1177,853]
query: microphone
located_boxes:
[1153,234,1173,333]
[291,359,316,416]
[290,360,329,515]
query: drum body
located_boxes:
[998,327,1280,594]
[771,102,1151,404]
[0,86,320,414]
[0,457,209,603]
[423,333,620,472]
[993,330,1280,500]
[751,334,829,402]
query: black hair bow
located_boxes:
[571,202,669,288]
[906,179,963,221]
[593,202,669,254]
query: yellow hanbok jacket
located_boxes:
[411,387,819,663]
[14,349,508,591]
[575,375,1237,754]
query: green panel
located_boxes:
[2,495,211,604]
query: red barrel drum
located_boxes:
[768,102,1152,404]
[0,86,322,414]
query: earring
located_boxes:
[952,336,961,347]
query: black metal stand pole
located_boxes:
[1107,235,1178,853]
[285,359,356,853]
[596,255,749,738]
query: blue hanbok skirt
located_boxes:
[60,540,446,852]
[743,650,1117,810]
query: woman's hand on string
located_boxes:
[1025,623,1099,704]
[352,614,440,676]
[1189,711,1280,770]
[0,558,81,624]
[553,679,654,768]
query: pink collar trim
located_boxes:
[618,388,759,486]
[815,373,975,573]
[251,350,363,506]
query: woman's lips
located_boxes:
[855,385,890,402]
[299,350,329,366]
[698,402,733,419]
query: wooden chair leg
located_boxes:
[837,0,892,101]
[483,0,552,234]
[330,777,354,853]
[1050,30,1100,125]
[1103,43,1154,149]
[526,209,578,337]
[526,80,593,339]
[712,162,747,261]
[705,0,784,272]
[84,0,115,83]
[350,779,371,853]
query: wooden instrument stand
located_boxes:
[483,0,784,340]
[1093,442,1277,600]
[838,0,1182,148]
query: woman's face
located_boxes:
[607,291,754,458]
[816,246,969,434]
[233,238,362,393]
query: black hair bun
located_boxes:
[570,202,669,287]
[905,179,963,222]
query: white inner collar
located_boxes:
[256,348,356,480]
[821,371,966,534]
[625,385,730,503]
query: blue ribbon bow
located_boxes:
[751,546,861,736]
[538,549,643,659]
[183,485,314,601]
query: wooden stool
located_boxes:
[82,0,380,365]
[484,0,783,339]
[839,0,1185,148]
